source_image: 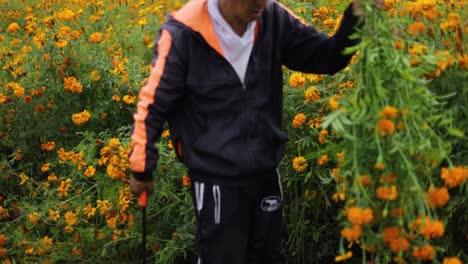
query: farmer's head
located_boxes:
[219,0,269,25]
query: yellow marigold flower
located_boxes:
[90,70,101,81]
[376,185,399,200]
[41,236,53,247]
[306,74,323,83]
[0,205,10,219]
[106,216,118,229]
[7,22,20,34]
[427,186,449,208]
[84,166,95,177]
[63,77,83,93]
[443,257,462,264]
[111,95,121,101]
[413,244,436,260]
[161,129,170,138]
[72,110,91,125]
[25,246,35,255]
[48,173,58,182]
[289,72,306,88]
[19,172,29,185]
[57,9,75,21]
[48,209,60,221]
[57,178,72,197]
[97,200,112,215]
[329,96,340,110]
[292,156,308,172]
[340,225,362,242]
[88,32,102,43]
[304,86,321,103]
[381,106,399,119]
[83,204,96,219]
[292,113,306,128]
[54,40,68,48]
[335,251,352,262]
[122,95,136,105]
[346,207,373,225]
[64,211,77,226]
[28,212,41,224]
[440,166,468,188]
[377,119,395,136]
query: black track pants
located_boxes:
[190,171,284,264]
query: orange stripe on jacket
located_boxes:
[130,29,173,173]
[172,0,224,57]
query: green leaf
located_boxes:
[448,128,465,137]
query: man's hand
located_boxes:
[353,0,385,16]
[130,175,155,196]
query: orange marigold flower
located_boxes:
[389,237,410,252]
[408,22,426,36]
[316,154,329,166]
[341,225,362,242]
[443,257,462,264]
[318,129,328,144]
[413,244,436,260]
[292,113,306,128]
[380,106,399,119]
[427,186,449,208]
[0,234,6,246]
[182,175,191,188]
[440,166,468,188]
[394,40,405,50]
[292,156,308,172]
[392,208,405,217]
[347,207,373,225]
[377,119,395,136]
[356,175,372,186]
[88,32,102,43]
[380,173,396,183]
[376,185,399,200]
[40,141,56,151]
[382,227,401,244]
[420,219,444,239]
[24,95,32,104]
[63,76,83,93]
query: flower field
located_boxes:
[0,0,466,263]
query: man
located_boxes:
[129,0,383,263]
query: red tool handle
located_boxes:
[139,191,148,207]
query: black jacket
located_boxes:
[129,0,360,183]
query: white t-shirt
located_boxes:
[207,0,256,84]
